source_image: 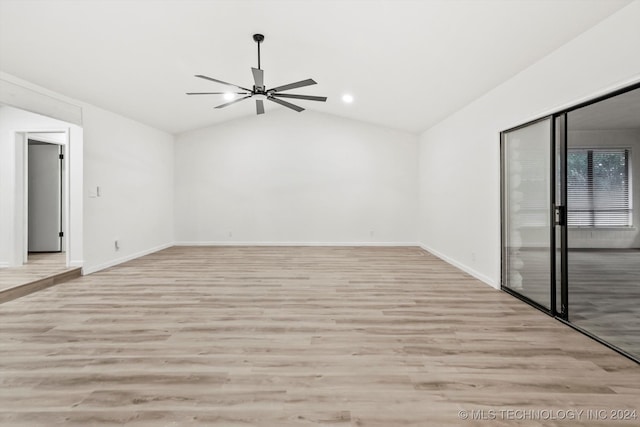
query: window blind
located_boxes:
[567,148,631,227]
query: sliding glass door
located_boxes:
[501,83,640,363]
[501,117,555,311]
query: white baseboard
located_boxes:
[0,262,9,269]
[81,242,497,292]
[82,242,173,275]
[174,241,421,247]
[418,243,498,289]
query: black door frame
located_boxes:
[501,115,561,316]
[555,113,569,321]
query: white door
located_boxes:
[28,142,62,252]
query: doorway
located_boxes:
[0,103,83,273]
[23,131,68,269]
[501,83,640,363]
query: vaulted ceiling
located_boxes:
[0,0,631,135]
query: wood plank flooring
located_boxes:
[504,248,640,358]
[0,252,70,292]
[0,253,81,304]
[568,250,640,358]
[0,246,638,426]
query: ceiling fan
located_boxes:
[187,34,327,115]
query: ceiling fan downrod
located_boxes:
[253,33,264,70]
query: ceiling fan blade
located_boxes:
[186,92,248,95]
[252,67,264,89]
[269,78,317,93]
[214,95,252,109]
[195,74,252,92]
[268,96,304,112]
[256,99,265,115]
[271,93,327,102]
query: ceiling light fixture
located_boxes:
[223,92,235,101]
[342,94,354,103]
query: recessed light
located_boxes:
[342,94,354,103]
[223,92,235,101]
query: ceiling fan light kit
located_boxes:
[187,34,327,115]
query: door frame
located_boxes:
[500,115,563,317]
[27,136,65,254]
[16,129,70,267]
[554,113,569,321]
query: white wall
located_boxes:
[567,129,640,248]
[1,73,175,274]
[82,104,174,273]
[175,110,418,245]
[418,0,640,288]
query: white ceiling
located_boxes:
[0,0,632,135]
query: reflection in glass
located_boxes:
[503,119,551,309]
[567,88,640,359]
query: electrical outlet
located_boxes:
[228,231,233,238]
[370,230,375,237]
[471,252,476,262]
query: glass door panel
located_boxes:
[566,87,640,360]
[502,118,552,310]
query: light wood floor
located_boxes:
[0,253,69,293]
[0,253,81,304]
[568,250,640,358]
[505,248,640,358]
[0,246,638,426]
